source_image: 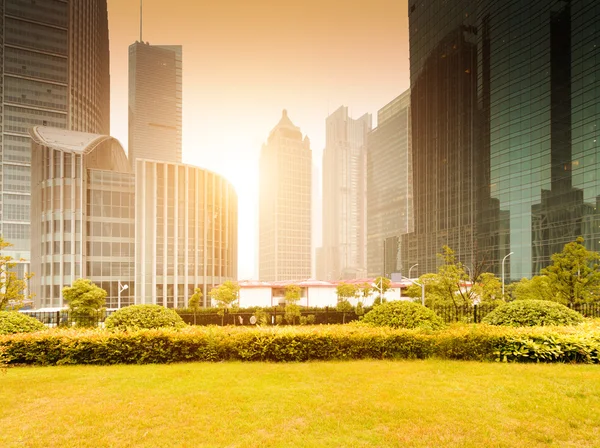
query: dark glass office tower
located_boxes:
[401,0,600,281]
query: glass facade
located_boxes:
[401,0,600,281]
[128,43,182,168]
[135,159,238,308]
[366,90,413,277]
[0,0,110,266]
[319,107,372,280]
[30,127,131,308]
[259,110,312,281]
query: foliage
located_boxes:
[209,281,240,325]
[362,300,445,330]
[0,238,33,311]
[360,283,373,304]
[62,279,107,327]
[511,276,557,302]
[482,300,584,327]
[336,282,358,301]
[3,324,600,365]
[283,284,302,325]
[0,311,45,335]
[355,301,365,316]
[188,288,203,325]
[540,237,600,305]
[104,305,186,331]
[253,308,268,325]
[471,273,503,303]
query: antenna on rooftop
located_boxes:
[139,0,143,42]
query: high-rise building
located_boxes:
[401,0,600,281]
[0,0,110,267]
[30,127,238,309]
[128,42,182,168]
[135,159,238,308]
[319,107,372,280]
[259,110,312,281]
[366,91,413,278]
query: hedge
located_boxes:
[482,300,584,327]
[1,323,599,365]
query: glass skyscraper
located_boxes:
[0,0,110,268]
[401,0,600,281]
[128,42,182,168]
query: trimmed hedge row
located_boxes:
[1,323,599,365]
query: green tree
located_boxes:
[357,282,372,315]
[62,279,107,327]
[540,237,600,305]
[471,272,503,304]
[284,284,301,325]
[336,282,358,323]
[0,238,33,311]
[209,280,240,325]
[511,276,557,302]
[188,287,203,325]
[373,276,391,304]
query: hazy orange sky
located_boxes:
[106,0,410,279]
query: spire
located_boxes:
[140,0,143,42]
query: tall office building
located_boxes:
[259,110,312,281]
[401,0,600,281]
[0,0,110,267]
[367,91,413,278]
[319,107,372,280]
[128,42,182,168]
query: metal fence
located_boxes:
[20,302,600,327]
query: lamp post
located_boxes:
[404,276,425,307]
[408,263,419,278]
[372,277,384,304]
[501,252,514,299]
[118,281,129,309]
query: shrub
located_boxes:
[482,300,584,327]
[1,325,599,365]
[0,311,46,335]
[362,300,444,330]
[104,305,186,331]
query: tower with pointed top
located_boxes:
[259,110,312,281]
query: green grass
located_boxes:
[2,360,600,447]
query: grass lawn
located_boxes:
[1,360,600,448]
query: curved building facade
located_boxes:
[0,0,111,267]
[135,159,238,308]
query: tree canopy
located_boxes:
[0,237,33,311]
[62,279,107,327]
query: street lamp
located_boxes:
[501,252,514,298]
[464,265,472,279]
[372,277,384,304]
[408,263,419,278]
[405,276,425,307]
[118,281,129,309]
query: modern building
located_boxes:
[135,159,238,308]
[259,110,312,281]
[29,127,238,309]
[128,42,182,168]
[0,0,110,269]
[366,91,412,278]
[30,127,133,309]
[320,107,372,280]
[401,0,600,281]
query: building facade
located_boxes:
[135,159,238,308]
[259,110,312,281]
[320,107,372,280]
[0,0,111,267]
[367,91,413,278]
[128,42,182,168]
[401,0,600,281]
[30,127,133,309]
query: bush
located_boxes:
[1,324,598,365]
[0,311,46,335]
[104,305,186,331]
[482,300,584,327]
[362,301,444,330]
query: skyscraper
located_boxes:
[401,0,600,281]
[128,42,182,168]
[366,91,412,278]
[319,107,372,280]
[259,110,312,281]
[0,0,110,267]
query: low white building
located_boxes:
[237,278,412,308]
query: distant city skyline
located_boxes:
[106,0,410,279]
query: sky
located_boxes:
[106,0,410,279]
